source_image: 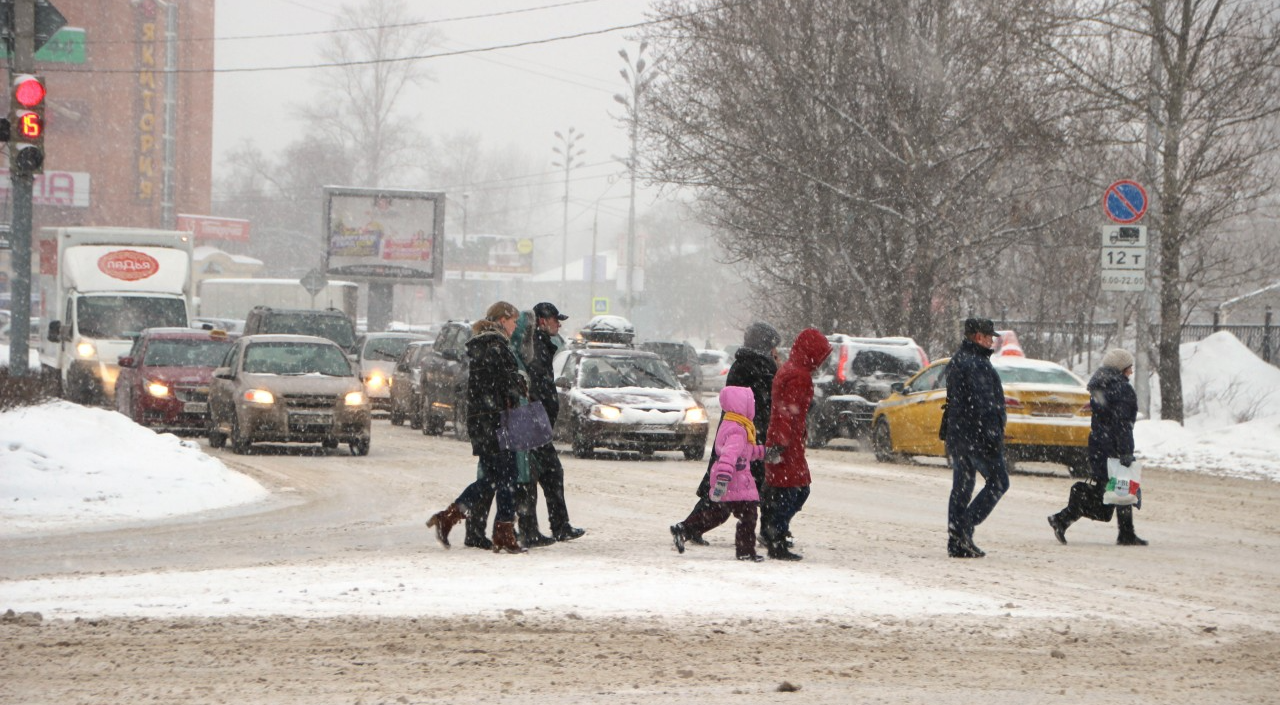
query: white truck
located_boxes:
[36,227,194,404]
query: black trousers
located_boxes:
[466,442,573,540]
[681,501,759,558]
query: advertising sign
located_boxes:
[323,187,444,284]
[177,214,250,243]
[442,233,535,280]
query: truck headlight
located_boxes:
[590,404,622,420]
[345,391,367,406]
[243,389,274,405]
[145,380,170,398]
[684,406,707,423]
[76,341,96,358]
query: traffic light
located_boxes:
[9,74,46,175]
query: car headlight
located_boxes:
[76,341,96,358]
[684,406,707,423]
[590,404,622,420]
[365,372,386,390]
[243,389,274,405]
[345,391,367,406]
[145,380,170,398]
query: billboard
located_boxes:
[443,233,535,280]
[323,187,444,284]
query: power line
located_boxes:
[79,0,610,47]
[46,15,664,75]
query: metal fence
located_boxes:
[995,314,1277,368]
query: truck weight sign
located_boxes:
[98,250,160,281]
[1100,225,1147,291]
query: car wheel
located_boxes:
[389,402,405,426]
[321,437,339,450]
[208,419,226,449]
[872,418,898,463]
[682,444,706,461]
[230,414,251,455]
[350,437,370,456]
[453,396,469,441]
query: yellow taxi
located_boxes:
[870,356,1092,476]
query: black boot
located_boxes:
[1047,513,1073,545]
[947,529,984,558]
[519,513,556,548]
[670,523,687,553]
[766,538,803,561]
[1116,506,1148,546]
[464,502,492,549]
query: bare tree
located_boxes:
[641,0,1071,352]
[296,0,438,188]
[1037,0,1280,422]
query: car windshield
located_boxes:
[260,314,356,350]
[849,349,920,377]
[242,342,352,377]
[142,338,234,367]
[363,336,415,362]
[995,365,1081,386]
[578,355,680,389]
[698,352,725,365]
[77,296,187,339]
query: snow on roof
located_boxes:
[193,246,264,267]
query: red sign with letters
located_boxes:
[98,250,159,281]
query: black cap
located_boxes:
[963,317,999,337]
[534,302,568,321]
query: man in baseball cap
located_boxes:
[525,301,585,542]
[533,302,569,322]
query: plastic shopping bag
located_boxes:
[1103,458,1142,506]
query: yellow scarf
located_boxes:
[723,411,757,445]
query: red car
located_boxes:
[116,327,239,432]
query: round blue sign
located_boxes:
[1104,180,1148,224]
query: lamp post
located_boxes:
[614,41,653,318]
[552,127,586,302]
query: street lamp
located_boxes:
[614,41,654,317]
[552,127,587,300]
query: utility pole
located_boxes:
[7,0,36,376]
[552,127,585,304]
[614,42,652,319]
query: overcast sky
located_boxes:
[213,0,656,237]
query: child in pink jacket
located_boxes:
[670,386,766,561]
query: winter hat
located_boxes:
[743,322,782,353]
[1101,348,1135,371]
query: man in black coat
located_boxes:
[524,302,585,542]
[671,322,781,546]
[943,317,1009,558]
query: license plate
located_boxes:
[291,413,333,426]
[184,402,208,414]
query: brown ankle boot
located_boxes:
[426,503,467,548]
[491,521,527,554]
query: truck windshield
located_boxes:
[77,296,187,339]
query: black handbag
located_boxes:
[497,400,554,451]
[1070,481,1115,522]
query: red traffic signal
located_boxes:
[13,75,45,108]
[9,74,46,174]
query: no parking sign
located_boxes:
[1103,180,1148,224]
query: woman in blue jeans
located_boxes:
[426,301,528,554]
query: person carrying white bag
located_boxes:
[1047,348,1148,546]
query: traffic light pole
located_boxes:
[7,0,35,377]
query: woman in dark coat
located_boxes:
[1047,348,1147,546]
[427,301,529,554]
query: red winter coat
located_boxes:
[764,328,832,488]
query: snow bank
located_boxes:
[0,400,269,534]
[1137,332,1280,481]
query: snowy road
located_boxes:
[3,417,1280,703]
